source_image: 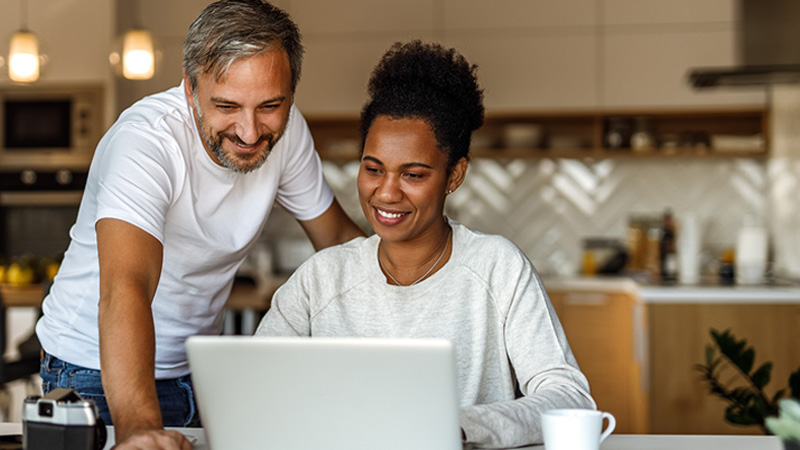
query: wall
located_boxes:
[114,0,766,113]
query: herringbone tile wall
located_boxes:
[320,157,770,276]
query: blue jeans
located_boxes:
[39,351,202,428]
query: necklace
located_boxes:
[378,229,451,287]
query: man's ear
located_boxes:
[183,72,195,109]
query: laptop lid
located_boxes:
[185,336,462,450]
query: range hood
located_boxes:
[689,0,800,88]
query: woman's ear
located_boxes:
[447,157,468,194]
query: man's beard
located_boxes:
[194,101,283,174]
[205,126,275,174]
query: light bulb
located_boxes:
[9,30,39,82]
[122,29,155,80]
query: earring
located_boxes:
[447,189,454,194]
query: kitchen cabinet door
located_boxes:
[648,303,800,434]
[548,290,648,434]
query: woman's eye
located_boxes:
[404,172,424,180]
[364,166,382,175]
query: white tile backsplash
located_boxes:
[315,155,772,277]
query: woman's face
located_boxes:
[358,116,465,245]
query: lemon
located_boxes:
[6,263,34,286]
[46,262,61,281]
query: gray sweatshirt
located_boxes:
[256,220,595,448]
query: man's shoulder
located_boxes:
[117,85,190,130]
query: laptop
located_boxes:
[185,336,463,450]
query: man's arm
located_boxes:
[298,198,364,251]
[96,218,190,449]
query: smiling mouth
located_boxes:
[223,133,273,153]
[375,208,408,219]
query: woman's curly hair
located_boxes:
[360,40,485,172]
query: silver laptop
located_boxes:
[185,336,462,450]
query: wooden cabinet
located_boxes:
[647,303,800,435]
[547,289,648,434]
[307,108,768,161]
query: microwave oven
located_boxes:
[0,84,104,170]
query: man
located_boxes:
[35,1,363,448]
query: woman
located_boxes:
[256,40,595,448]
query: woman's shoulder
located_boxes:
[452,220,525,257]
[295,235,374,275]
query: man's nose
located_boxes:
[235,111,261,145]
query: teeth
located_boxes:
[377,209,405,219]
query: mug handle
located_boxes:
[599,412,616,443]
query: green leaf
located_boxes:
[737,348,756,374]
[772,389,787,404]
[790,368,800,398]
[751,362,773,389]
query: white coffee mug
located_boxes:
[542,409,616,450]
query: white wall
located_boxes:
[108,0,768,116]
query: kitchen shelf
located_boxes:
[306,107,769,161]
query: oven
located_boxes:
[0,169,86,262]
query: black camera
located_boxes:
[22,388,107,450]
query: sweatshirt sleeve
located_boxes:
[460,248,596,448]
[255,271,312,337]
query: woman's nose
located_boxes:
[376,176,402,202]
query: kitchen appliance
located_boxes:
[0,169,86,260]
[0,84,104,170]
[689,0,800,88]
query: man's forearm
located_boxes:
[98,289,163,442]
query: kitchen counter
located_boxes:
[543,275,800,303]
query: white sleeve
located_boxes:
[93,124,180,243]
[274,106,335,221]
[460,248,596,448]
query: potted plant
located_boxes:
[696,328,800,432]
[767,398,800,450]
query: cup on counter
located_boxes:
[677,212,701,285]
[542,409,615,450]
[735,222,768,285]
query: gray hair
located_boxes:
[183,0,304,92]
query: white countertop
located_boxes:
[543,275,800,303]
[0,423,785,450]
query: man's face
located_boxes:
[185,49,293,173]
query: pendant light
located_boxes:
[121,28,155,80]
[110,0,157,80]
[8,0,40,82]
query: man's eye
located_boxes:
[216,104,236,111]
[404,172,423,179]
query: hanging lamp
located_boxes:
[8,0,40,82]
[121,28,155,80]
[110,0,157,80]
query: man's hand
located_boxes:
[112,429,193,450]
[299,199,364,251]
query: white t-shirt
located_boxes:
[36,84,334,378]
